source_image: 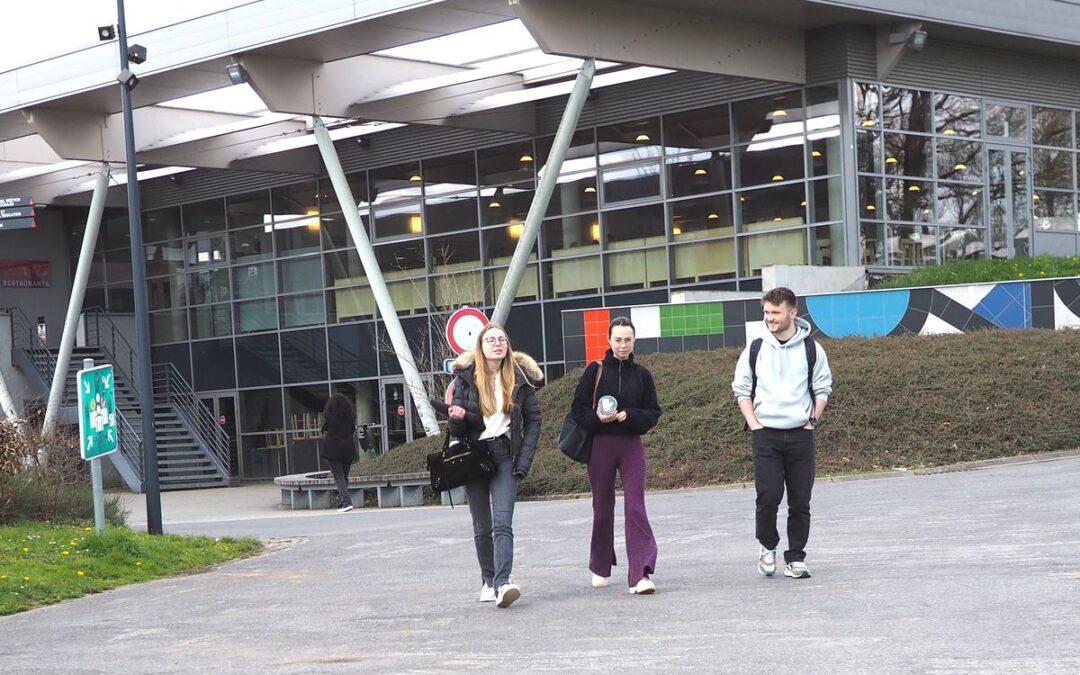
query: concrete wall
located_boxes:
[0,312,36,416]
[0,207,72,350]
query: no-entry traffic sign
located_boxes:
[445,306,489,355]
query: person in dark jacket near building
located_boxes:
[569,317,662,595]
[448,322,542,608]
[321,393,359,513]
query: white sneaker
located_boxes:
[478,584,496,602]
[629,577,656,595]
[337,504,354,513]
[784,561,812,579]
[495,583,521,608]
[757,545,776,576]
[591,574,610,589]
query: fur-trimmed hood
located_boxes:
[452,350,544,384]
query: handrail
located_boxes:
[152,363,230,475]
[83,309,141,402]
[5,306,59,386]
[115,407,144,487]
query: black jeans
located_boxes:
[327,459,354,507]
[752,427,816,563]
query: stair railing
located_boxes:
[152,363,230,477]
[83,309,142,401]
[5,306,59,389]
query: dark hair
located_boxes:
[761,287,798,309]
[324,393,355,427]
[608,316,636,337]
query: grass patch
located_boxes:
[875,255,1080,288]
[0,522,261,616]
[357,329,1080,496]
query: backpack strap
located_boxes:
[804,338,817,402]
[748,338,764,402]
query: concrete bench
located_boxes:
[274,471,463,509]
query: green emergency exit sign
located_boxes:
[77,364,119,460]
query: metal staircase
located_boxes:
[5,307,230,491]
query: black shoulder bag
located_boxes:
[556,360,603,463]
[426,381,494,505]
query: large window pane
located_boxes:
[664,103,730,153]
[280,293,325,328]
[483,226,537,266]
[860,222,886,266]
[235,298,277,333]
[738,183,806,231]
[318,173,369,215]
[671,195,734,240]
[733,91,803,144]
[606,248,667,291]
[806,84,840,129]
[236,337,281,389]
[544,256,600,298]
[856,130,881,173]
[1032,107,1073,147]
[937,183,984,225]
[387,279,429,314]
[888,224,936,266]
[1033,148,1073,189]
[148,274,186,311]
[543,214,601,258]
[936,94,981,137]
[809,177,843,224]
[854,82,881,128]
[860,176,883,218]
[375,240,426,279]
[190,304,232,339]
[1033,190,1076,232]
[538,129,596,176]
[489,265,540,302]
[546,173,598,216]
[226,190,271,229]
[600,160,656,200]
[886,178,934,222]
[145,241,183,277]
[736,140,805,187]
[182,198,226,236]
[241,387,283,431]
[673,239,735,283]
[478,141,534,186]
[324,249,365,288]
[939,227,986,261]
[936,139,983,182]
[423,151,476,190]
[884,133,932,177]
[327,323,378,380]
[882,86,932,133]
[286,384,329,431]
[667,150,732,197]
[809,131,842,178]
[241,434,285,479]
[811,223,846,266]
[319,213,365,251]
[191,338,235,392]
[430,232,481,274]
[186,236,227,266]
[604,204,665,247]
[739,229,808,276]
[432,272,483,310]
[144,207,181,242]
[188,268,231,305]
[326,286,374,322]
[272,181,318,223]
[597,117,662,166]
[105,248,132,284]
[482,183,534,225]
[280,329,328,384]
[986,103,1028,141]
[373,200,423,239]
[425,189,478,235]
[278,255,322,294]
[150,310,188,344]
[274,218,321,256]
[230,226,273,264]
[233,262,275,299]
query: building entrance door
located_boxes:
[198,393,239,477]
[988,147,1031,259]
[380,380,414,453]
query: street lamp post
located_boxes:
[115,0,163,534]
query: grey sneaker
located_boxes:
[784,561,811,579]
[757,546,777,576]
[337,504,354,513]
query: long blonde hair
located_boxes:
[472,323,516,416]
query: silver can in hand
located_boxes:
[597,395,618,416]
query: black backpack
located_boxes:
[746,337,817,429]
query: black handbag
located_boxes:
[557,360,603,464]
[427,433,494,502]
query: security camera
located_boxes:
[128,44,147,64]
[98,25,116,41]
[226,62,249,85]
[117,69,139,91]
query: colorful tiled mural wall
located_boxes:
[562,277,1080,369]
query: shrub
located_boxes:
[875,255,1080,289]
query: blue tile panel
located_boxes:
[972,283,1032,329]
[805,290,910,338]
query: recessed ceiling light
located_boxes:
[707,213,719,220]
[811,150,822,158]
[584,186,596,193]
[772,174,784,181]
[954,163,967,170]
[942,129,956,136]
[908,185,921,192]
[635,133,651,142]
[694,168,708,176]
[866,204,876,211]
[885,156,898,164]
[772,109,788,117]
[672,226,682,235]
[409,174,422,182]
[519,154,533,163]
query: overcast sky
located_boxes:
[1,0,252,72]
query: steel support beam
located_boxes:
[491,58,595,328]
[42,164,110,437]
[312,116,440,438]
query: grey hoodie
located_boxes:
[731,317,833,430]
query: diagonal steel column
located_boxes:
[42,164,111,436]
[0,349,17,421]
[492,58,595,327]
[312,116,440,437]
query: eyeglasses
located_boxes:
[611,337,635,345]
[483,335,508,345]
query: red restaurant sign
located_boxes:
[0,260,51,288]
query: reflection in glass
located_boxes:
[272,181,318,223]
[854,82,880,128]
[318,173,368,215]
[882,86,933,132]
[280,330,328,384]
[190,303,232,339]
[1033,189,1076,232]
[738,183,806,231]
[387,279,429,314]
[233,263,275,299]
[489,265,540,302]
[235,298,277,333]
[324,249,365,288]
[182,198,226,236]
[1032,148,1073,189]
[189,268,230,305]
[150,310,188,344]
[274,218,321,256]
[280,292,326,328]
[886,178,934,222]
[809,177,843,223]
[429,232,481,273]
[241,387,284,432]
[1032,107,1073,147]
[236,336,281,388]
[241,434,285,480]
[604,204,665,247]
[546,173,598,216]
[286,384,329,431]
[148,275,186,311]
[939,227,986,261]
[740,229,808,276]
[186,236,227,266]
[663,103,730,153]
[482,183,533,225]
[667,151,732,197]
[733,91,804,144]
[809,132,841,177]
[538,129,596,176]
[374,200,423,239]
[226,190,271,229]
[884,133,932,177]
[425,189,478,234]
[887,225,936,266]
[737,140,805,187]
[483,226,537,266]
[144,207,182,242]
[596,117,662,166]
[278,255,322,294]
[423,152,477,189]
[375,240,426,278]
[672,239,734,283]
[936,139,983,182]
[935,94,981,137]
[810,223,846,266]
[326,286,375,322]
[542,214,600,258]
[937,183,984,225]
[856,130,881,173]
[860,222,886,265]
[601,162,661,203]
[191,339,235,391]
[544,256,600,298]
[230,226,273,264]
[670,195,734,240]
[986,103,1028,140]
[478,141,535,186]
[606,249,667,291]
[433,272,483,310]
[105,248,132,284]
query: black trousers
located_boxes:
[752,427,816,563]
[327,459,354,507]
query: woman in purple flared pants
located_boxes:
[569,317,662,594]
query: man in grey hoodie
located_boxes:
[732,287,833,579]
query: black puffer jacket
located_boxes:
[448,351,543,477]
[570,349,661,437]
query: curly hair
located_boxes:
[323,393,356,428]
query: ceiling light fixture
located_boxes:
[707,213,719,220]
[694,168,708,176]
[811,150,822,158]
[635,134,651,142]
[908,185,921,192]
[584,186,596,193]
[772,174,784,181]
[672,226,682,235]
[942,129,957,136]
[866,204,877,211]
[885,156,898,164]
[409,174,422,182]
[771,109,788,118]
[519,154,533,163]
